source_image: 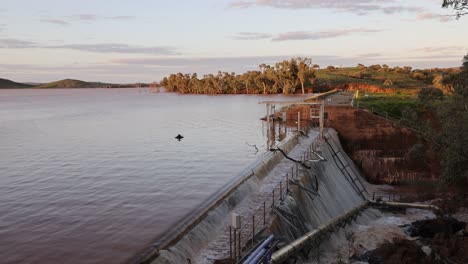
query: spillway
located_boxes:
[146,128,371,264]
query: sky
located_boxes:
[0,0,467,83]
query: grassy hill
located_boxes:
[0,78,34,89]
[37,79,115,88]
[313,66,445,93]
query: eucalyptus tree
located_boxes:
[297,57,315,94]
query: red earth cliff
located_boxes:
[324,106,439,184]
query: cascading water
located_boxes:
[149,128,373,264]
[271,129,370,258]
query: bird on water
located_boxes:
[175,134,184,141]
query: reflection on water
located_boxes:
[0,88,308,264]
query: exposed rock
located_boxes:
[408,217,466,239]
[352,238,431,264]
[421,245,431,256]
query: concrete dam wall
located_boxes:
[143,128,371,264]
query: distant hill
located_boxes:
[37,79,115,88]
[0,78,34,89]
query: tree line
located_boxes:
[160,57,317,95]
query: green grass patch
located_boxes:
[356,93,418,118]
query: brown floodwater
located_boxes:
[0,88,307,264]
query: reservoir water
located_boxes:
[0,88,306,264]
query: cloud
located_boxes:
[232,32,274,40]
[39,14,136,26]
[71,14,136,21]
[39,19,70,26]
[232,28,383,42]
[108,16,135,20]
[0,38,178,55]
[271,28,383,41]
[228,0,453,23]
[415,12,451,22]
[382,6,424,14]
[413,46,465,53]
[0,38,38,48]
[357,52,383,58]
[228,0,427,15]
[48,43,179,55]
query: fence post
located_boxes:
[280,181,283,200]
[233,228,237,261]
[252,215,255,247]
[263,201,266,226]
[238,231,241,260]
[229,226,233,260]
[286,173,289,193]
[298,111,300,131]
[272,190,275,207]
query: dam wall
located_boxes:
[140,133,302,264]
[271,129,368,251]
[142,127,375,264]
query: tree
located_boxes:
[433,74,455,94]
[369,64,382,71]
[411,71,427,81]
[437,63,468,184]
[443,0,468,18]
[418,87,444,102]
[383,79,393,86]
[382,64,389,72]
[357,63,366,70]
[297,57,315,94]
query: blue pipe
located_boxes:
[249,248,266,264]
[242,235,274,264]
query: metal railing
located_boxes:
[229,136,322,262]
[369,192,401,202]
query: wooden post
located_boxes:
[263,201,266,226]
[286,173,289,192]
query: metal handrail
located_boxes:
[230,137,321,262]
